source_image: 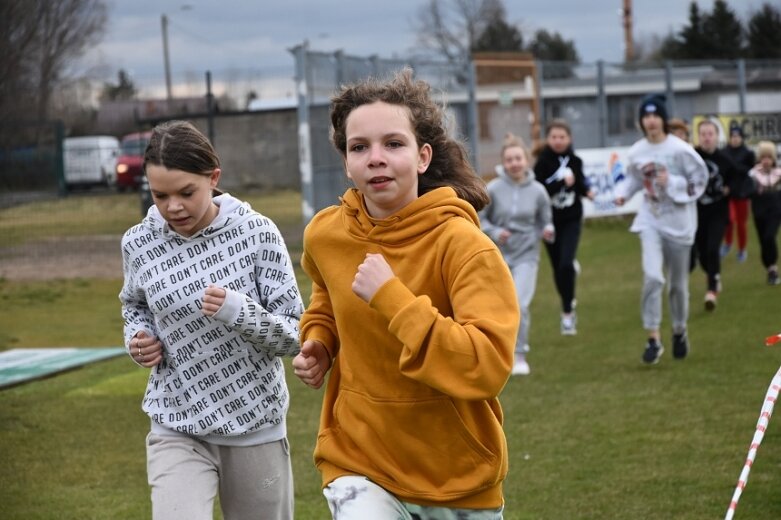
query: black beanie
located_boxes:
[638,94,668,126]
[729,121,744,138]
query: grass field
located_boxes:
[2,193,781,519]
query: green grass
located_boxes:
[2,207,781,518]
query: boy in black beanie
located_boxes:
[614,94,708,364]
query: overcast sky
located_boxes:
[82,0,760,98]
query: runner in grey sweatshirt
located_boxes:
[614,94,707,365]
[480,133,553,375]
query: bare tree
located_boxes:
[412,0,506,69]
[0,2,40,121]
[33,0,108,122]
[0,0,106,126]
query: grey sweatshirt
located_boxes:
[614,134,707,245]
[120,194,303,446]
[479,166,553,267]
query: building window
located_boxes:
[608,96,640,135]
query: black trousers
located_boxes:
[545,218,582,313]
[695,204,729,292]
[753,213,781,268]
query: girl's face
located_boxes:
[547,127,571,154]
[146,164,220,237]
[344,101,431,218]
[760,155,774,170]
[502,145,528,180]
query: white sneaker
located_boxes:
[561,313,577,335]
[512,356,531,376]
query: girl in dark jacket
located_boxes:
[534,119,594,335]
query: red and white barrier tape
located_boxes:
[725,333,781,520]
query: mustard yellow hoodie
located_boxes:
[300,187,520,509]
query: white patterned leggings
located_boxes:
[323,476,503,520]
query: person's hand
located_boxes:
[615,196,625,206]
[130,330,163,367]
[497,229,511,245]
[586,188,596,201]
[201,285,226,316]
[655,166,669,188]
[292,339,331,389]
[542,227,555,243]
[563,168,575,187]
[352,253,395,303]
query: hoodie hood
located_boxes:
[142,193,249,240]
[337,187,479,245]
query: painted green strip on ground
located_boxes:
[0,347,125,388]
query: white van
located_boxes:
[63,136,120,188]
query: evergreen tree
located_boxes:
[527,29,579,78]
[702,0,743,59]
[472,11,523,52]
[101,69,137,101]
[675,1,708,59]
[746,2,781,59]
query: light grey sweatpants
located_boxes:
[639,228,691,334]
[146,432,293,520]
[510,261,538,354]
[323,475,503,520]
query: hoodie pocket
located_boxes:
[321,389,502,500]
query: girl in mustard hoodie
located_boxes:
[292,69,520,519]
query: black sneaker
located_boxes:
[673,332,689,359]
[642,338,664,364]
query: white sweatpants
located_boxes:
[146,432,293,520]
[510,261,538,354]
[639,228,691,333]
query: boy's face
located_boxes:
[641,113,665,139]
[698,123,719,153]
[344,101,431,219]
[729,133,743,147]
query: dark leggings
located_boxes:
[545,218,582,313]
[695,209,729,291]
[753,213,781,268]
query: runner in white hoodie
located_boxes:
[615,94,707,365]
[120,120,303,519]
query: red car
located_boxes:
[115,131,152,190]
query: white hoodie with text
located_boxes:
[120,194,303,446]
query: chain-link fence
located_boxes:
[2,56,780,278]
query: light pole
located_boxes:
[161,6,192,108]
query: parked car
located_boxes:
[115,131,152,190]
[63,135,120,189]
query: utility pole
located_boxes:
[161,14,172,105]
[623,0,634,63]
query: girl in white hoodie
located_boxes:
[120,120,303,519]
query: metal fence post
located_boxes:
[206,71,215,146]
[596,60,607,148]
[466,59,479,173]
[291,41,315,223]
[737,59,747,113]
[665,61,676,116]
[536,60,545,138]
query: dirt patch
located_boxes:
[0,225,305,281]
[0,235,124,281]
